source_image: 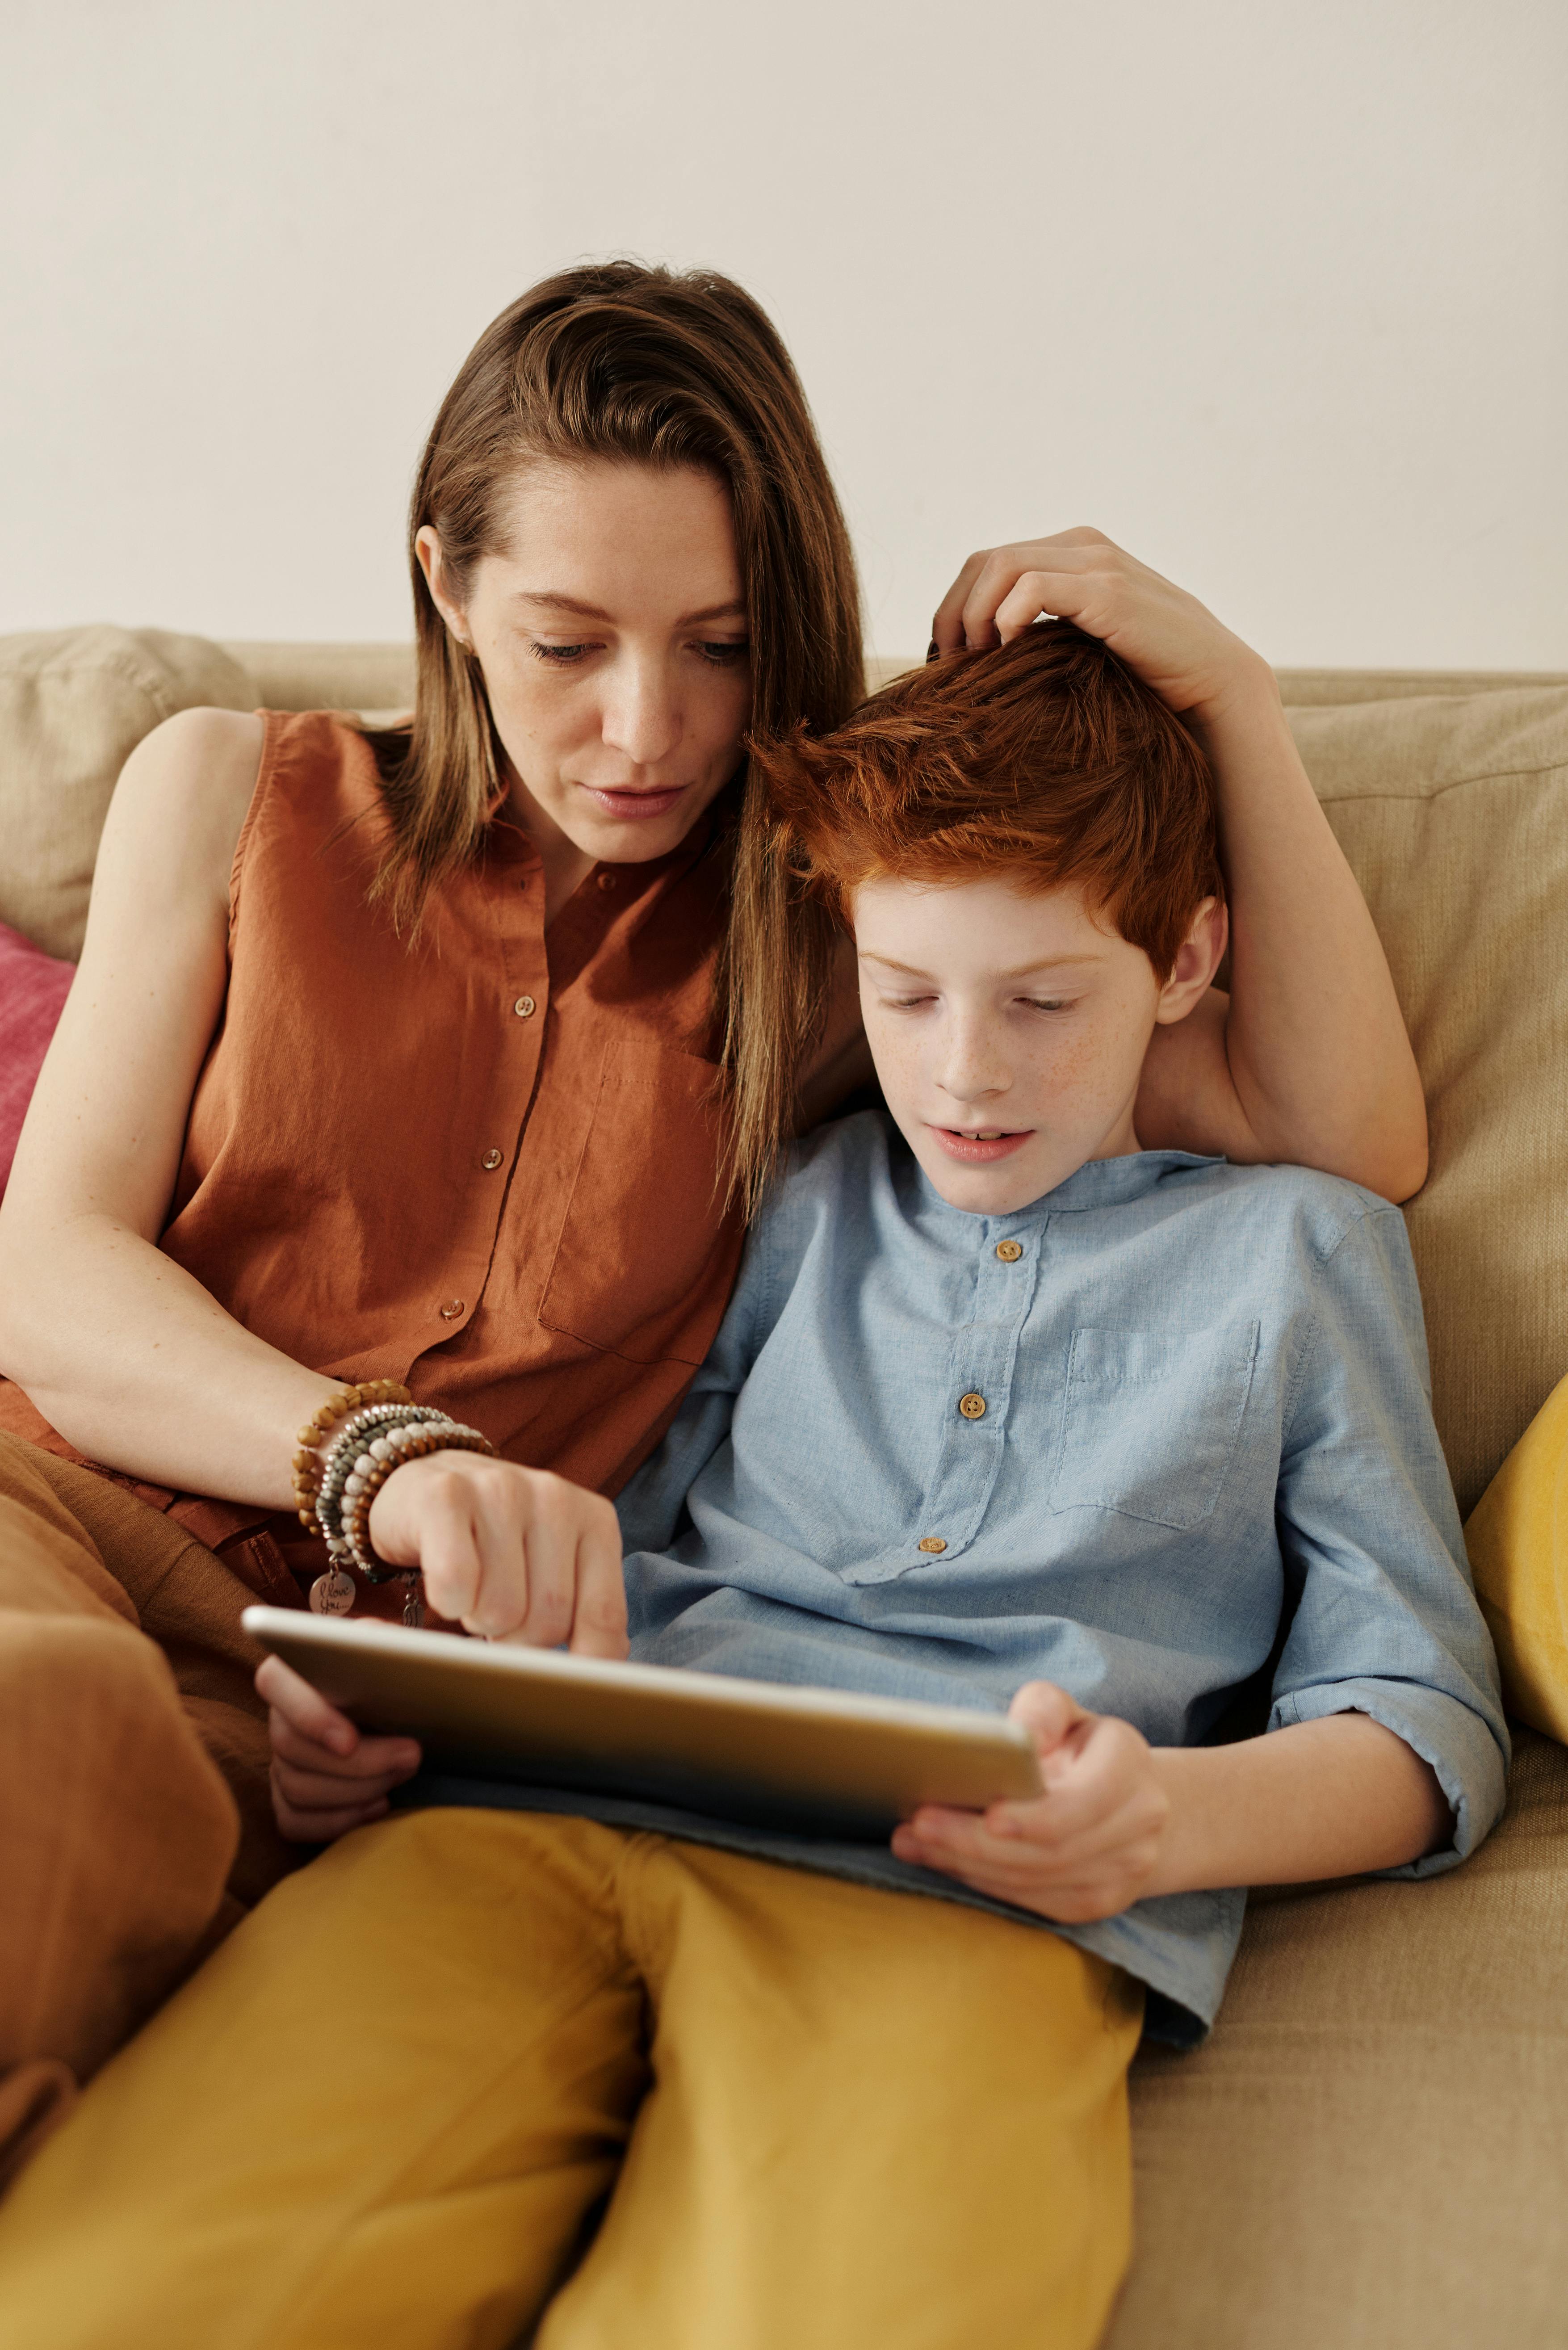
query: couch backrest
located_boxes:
[1284,684,1568,1512]
[2,626,1564,1508]
[0,626,255,960]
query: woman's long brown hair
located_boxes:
[364,261,864,1209]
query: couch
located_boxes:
[2,624,1566,2346]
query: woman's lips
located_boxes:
[578,783,687,822]
[929,1126,1034,1164]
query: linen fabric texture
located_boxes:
[0,1432,291,2184]
[412,1112,1503,2044]
[0,1807,1142,2350]
[0,708,748,1587]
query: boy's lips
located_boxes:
[929,1125,1034,1165]
[578,782,688,822]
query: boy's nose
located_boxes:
[936,1036,1011,1107]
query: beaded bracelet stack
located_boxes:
[293,1381,496,1623]
[292,1381,412,1532]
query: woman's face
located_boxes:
[419,457,752,876]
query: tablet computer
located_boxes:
[243,1607,1042,1841]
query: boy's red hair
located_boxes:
[750,621,1224,978]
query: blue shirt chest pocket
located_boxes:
[1048,1322,1261,1531]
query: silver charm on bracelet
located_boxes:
[309,1566,357,1616]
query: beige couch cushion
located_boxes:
[1287,685,1568,1515]
[220,640,414,715]
[1108,1729,1568,2350]
[0,626,256,961]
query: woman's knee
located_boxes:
[0,1611,236,1842]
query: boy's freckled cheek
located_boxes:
[864,1020,922,1102]
[1026,1027,1115,1120]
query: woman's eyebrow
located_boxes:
[510,591,747,626]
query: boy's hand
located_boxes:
[258,1654,422,1843]
[368,1452,629,1651]
[890,1681,1171,1924]
[930,528,1271,729]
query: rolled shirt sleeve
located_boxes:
[1268,1204,1509,1872]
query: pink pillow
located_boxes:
[0,921,73,1198]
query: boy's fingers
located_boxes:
[895,1807,1042,1881]
[255,1654,359,1757]
[899,1776,1129,1872]
[274,1792,390,1845]
[268,1715,420,1781]
[274,1756,412,1812]
[1009,1679,1092,1756]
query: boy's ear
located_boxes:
[1153,897,1227,1026]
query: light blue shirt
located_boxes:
[600,1111,1507,2045]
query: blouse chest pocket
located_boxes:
[1048,1322,1260,1532]
[538,1040,740,1369]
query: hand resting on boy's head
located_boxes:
[930,526,1268,724]
[259,1453,625,1841]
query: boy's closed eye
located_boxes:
[874,990,1080,1016]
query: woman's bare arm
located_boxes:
[931,532,1428,1202]
[0,708,339,1502]
[1131,669,1427,1196]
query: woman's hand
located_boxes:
[259,1654,422,1843]
[259,1455,628,1843]
[890,1681,1170,1923]
[367,1451,629,1650]
[932,525,1428,1199]
[930,526,1270,727]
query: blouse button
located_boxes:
[439,1299,465,1321]
[513,995,536,1019]
[958,1392,987,1420]
[481,1149,503,1171]
[918,1536,948,1554]
[995,1239,1023,1263]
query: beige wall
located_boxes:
[2,0,1564,667]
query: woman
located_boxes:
[0,260,1424,2181]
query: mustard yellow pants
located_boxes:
[0,1809,1143,2350]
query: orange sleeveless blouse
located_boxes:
[0,711,746,1596]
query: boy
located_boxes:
[0,627,1505,2350]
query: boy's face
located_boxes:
[853,873,1221,1214]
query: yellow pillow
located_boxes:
[1465,1372,1568,1740]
